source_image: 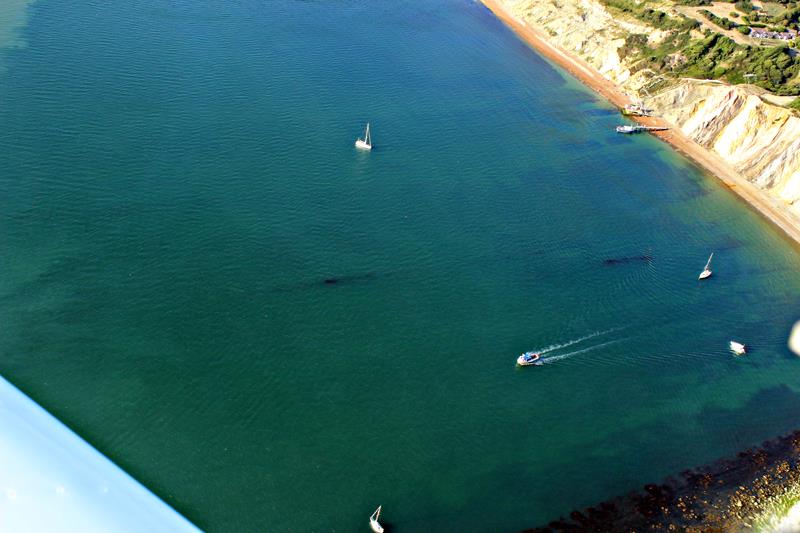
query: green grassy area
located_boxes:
[597,0,800,95]
[760,1,790,18]
[601,0,700,29]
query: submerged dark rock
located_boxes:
[320,272,376,286]
[270,272,379,293]
[602,255,653,266]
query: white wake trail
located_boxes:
[536,328,620,355]
[541,338,624,364]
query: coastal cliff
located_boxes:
[501,0,652,89]
[651,82,800,218]
[492,0,800,222]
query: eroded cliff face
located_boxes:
[651,82,800,216]
[500,0,800,218]
[502,0,658,90]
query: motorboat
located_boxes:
[730,341,746,355]
[516,352,542,366]
[369,506,383,533]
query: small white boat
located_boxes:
[516,352,542,366]
[730,341,746,356]
[615,125,639,134]
[355,123,372,151]
[698,252,713,280]
[369,505,384,533]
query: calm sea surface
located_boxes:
[2,0,800,530]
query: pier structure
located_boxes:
[616,125,670,134]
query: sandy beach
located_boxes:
[480,0,800,246]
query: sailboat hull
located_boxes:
[699,253,713,280]
[355,139,372,150]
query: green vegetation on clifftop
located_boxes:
[598,0,800,95]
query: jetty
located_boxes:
[615,125,669,134]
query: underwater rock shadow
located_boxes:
[269,272,380,294]
[321,272,377,286]
[602,254,653,266]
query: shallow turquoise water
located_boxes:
[2,0,800,531]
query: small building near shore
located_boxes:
[749,28,798,41]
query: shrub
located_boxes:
[599,0,700,30]
[699,9,738,30]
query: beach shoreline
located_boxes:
[479,0,800,247]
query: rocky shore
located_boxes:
[522,430,800,532]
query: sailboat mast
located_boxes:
[706,253,713,269]
[366,123,370,144]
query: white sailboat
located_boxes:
[698,252,713,280]
[730,341,746,355]
[355,123,372,151]
[369,505,384,533]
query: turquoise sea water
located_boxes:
[2,0,800,530]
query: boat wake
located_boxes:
[535,328,620,355]
[541,338,624,364]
